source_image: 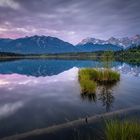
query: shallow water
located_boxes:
[0,59,140,138]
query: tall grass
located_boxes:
[79,68,120,83]
[105,120,140,140]
[79,69,97,94]
[79,68,120,94]
[97,69,120,83]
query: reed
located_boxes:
[105,120,140,140]
[97,69,120,83]
[78,68,120,94]
[79,69,97,94]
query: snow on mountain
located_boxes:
[78,37,107,45]
[0,35,140,54]
[78,35,140,49]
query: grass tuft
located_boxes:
[79,69,97,94]
[105,120,140,140]
[78,68,120,94]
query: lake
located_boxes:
[0,59,140,139]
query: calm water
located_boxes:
[0,59,140,139]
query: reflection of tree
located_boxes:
[99,51,118,111]
[81,92,97,102]
[98,84,115,112]
[80,82,118,112]
[80,51,119,111]
[101,51,114,69]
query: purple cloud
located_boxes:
[0,0,140,44]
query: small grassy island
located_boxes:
[78,51,120,94]
[79,68,120,94]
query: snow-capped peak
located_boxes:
[78,37,107,45]
[78,35,140,49]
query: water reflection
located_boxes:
[0,59,122,76]
[98,85,115,112]
[0,59,139,77]
[0,67,80,119]
[114,63,140,77]
[0,101,24,119]
[0,59,140,138]
[81,93,97,102]
[81,82,119,112]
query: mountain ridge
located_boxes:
[0,35,78,54]
[78,35,140,49]
[0,35,139,54]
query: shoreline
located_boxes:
[1,105,140,140]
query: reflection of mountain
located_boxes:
[114,63,140,77]
[0,67,83,137]
[0,66,140,137]
[0,67,79,119]
[0,59,139,77]
[0,59,122,77]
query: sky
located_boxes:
[0,0,140,44]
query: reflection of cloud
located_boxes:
[0,80,9,86]
[0,101,24,119]
[0,67,79,102]
[0,67,78,86]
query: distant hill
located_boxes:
[0,38,12,46]
[0,35,77,54]
[76,43,122,52]
[0,35,140,54]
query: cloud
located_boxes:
[0,0,140,44]
[0,0,20,9]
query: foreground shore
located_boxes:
[1,106,140,140]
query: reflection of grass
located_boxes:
[79,68,120,94]
[81,92,97,102]
[105,120,140,140]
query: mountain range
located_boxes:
[0,35,140,54]
[78,35,140,49]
